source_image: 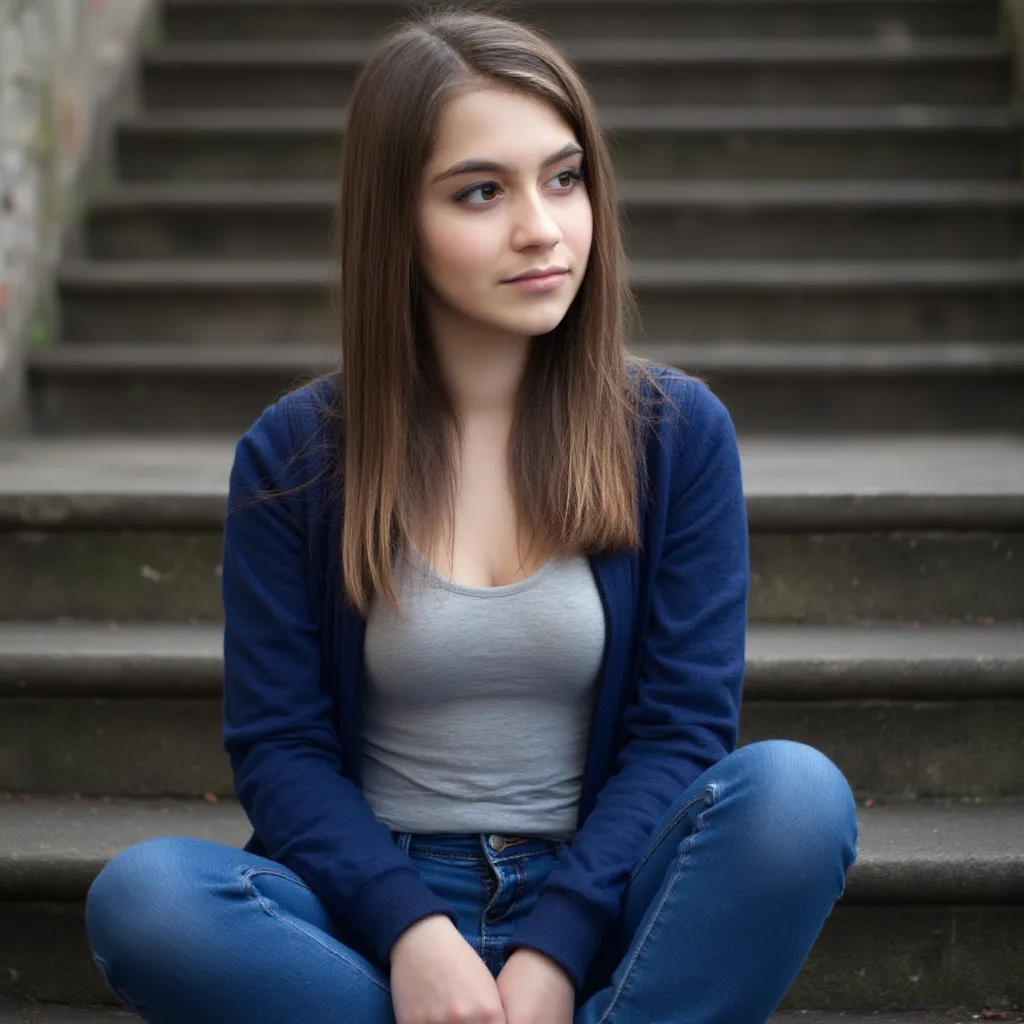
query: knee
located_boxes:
[85,836,207,965]
[737,740,859,882]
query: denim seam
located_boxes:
[241,865,313,891]
[479,858,497,905]
[502,856,528,921]
[479,859,494,966]
[91,951,149,1016]
[627,785,716,883]
[240,867,389,993]
[595,782,718,1024]
[482,856,503,923]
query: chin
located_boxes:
[492,306,574,338]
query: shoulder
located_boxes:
[230,373,340,496]
[245,373,339,447]
[631,361,740,508]
[639,361,730,427]
[636,358,736,448]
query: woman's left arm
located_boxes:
[503,378,751,996]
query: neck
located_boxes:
[426,307,531,423]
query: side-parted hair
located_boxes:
[325,3,679,619]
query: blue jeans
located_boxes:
[85,740,858,1024]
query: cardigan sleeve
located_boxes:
[221,396,458,968]
[504,377,750,992]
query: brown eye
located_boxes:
[550,168,583,191]
[457,181,503,204]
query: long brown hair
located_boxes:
[327,4,678,619]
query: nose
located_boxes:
[512,188,563,249]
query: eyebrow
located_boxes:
[429,142,584,185]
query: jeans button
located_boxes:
[488,835,506,852]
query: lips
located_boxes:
[506,266,568,282]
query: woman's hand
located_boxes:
[390,915,507,1024]
[496,948,575,1024]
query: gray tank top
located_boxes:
[360,543,606,840]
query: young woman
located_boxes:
[85,9,859,1024]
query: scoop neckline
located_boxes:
[407,544,561,598]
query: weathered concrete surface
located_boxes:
[27,340,1024,435]
[140,38,1013,109]
[0,1001,996,1024]
[81,180,1024,260]
[2,693,1022,800]
[54,255,1024,343]
[0,436,1020,622]
[1,435,1022,524]
[3,621,1023,697]
[0,797,1021,1008]
[159,0,1001,42]
[0,622,1021,798]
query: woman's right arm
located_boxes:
[222,395,510,1024]
[221,396,461,970]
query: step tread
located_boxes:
[121,106,1020,132]
[1,622,1021,697]
[0,622,221,694]
[26,341,1024,374]
[0,1004,1012,1024]
[2,435,1023,499]
[160,0,994,7]
[1,794,1022,902]
[55,258,1024,287]
[88,179,1024,207]
[0,1000,137,1023]
[145,37,1013,64]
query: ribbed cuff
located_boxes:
[503,890,609,994]
[347,868,459,968]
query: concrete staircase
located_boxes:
[1,0,1022,1020]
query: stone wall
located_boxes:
[0,0,155,434]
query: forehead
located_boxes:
[427,87,577,167]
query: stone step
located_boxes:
[114,108,1022,182]
[55,258,1024,344]
[0,620,1021,799]
[83,181,1024,261]
[140,39,1014,109]
[0,1002,139,1024]
[160,0,1001,42]
[1,1006,1014,1024]
[0,795,1020,1009]
[26,341,1024,435]
[0,435,1020,624]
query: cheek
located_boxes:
[421,208,498,282]
[569,199,594,256]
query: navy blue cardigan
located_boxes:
[221,365,749,993]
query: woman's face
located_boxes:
[416,86,594,345]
